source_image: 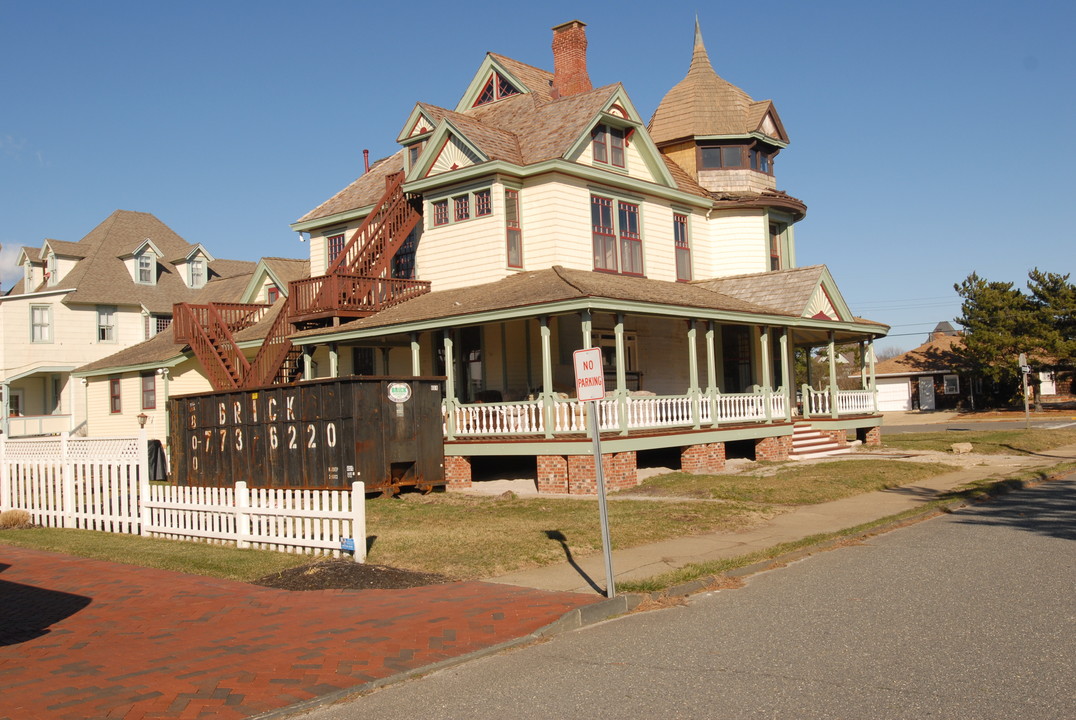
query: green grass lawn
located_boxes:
[882,427,1076,455]
[3,426,1073,585]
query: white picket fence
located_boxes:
[0,432,366,561]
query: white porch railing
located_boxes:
[0,432,366,560]
[446,387,874,438]
[803,386,878,418]
[5,414,73,437]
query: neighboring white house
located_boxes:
[0,210,258,437]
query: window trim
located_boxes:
[592,124,627,169]
[97,305,117,344]
[136,253,155,285]
[30,304,52,343]
[189,257,206,288]
[674,212,692,282]
[141,374,156,410]
[591,193,645,276]
[769,222,785,271]
[109,377,122,415]
[326,232,346,265]
[504,189,523,269]
[428,187,493,229]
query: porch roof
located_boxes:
[289,266,819,344]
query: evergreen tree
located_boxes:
[1027,269,1076,370]
[953,272,1036,402]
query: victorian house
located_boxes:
[75,20,888,493]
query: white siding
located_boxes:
[699,211,768,278]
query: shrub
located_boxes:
[0,509,33,529]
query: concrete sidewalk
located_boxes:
[488,444,1076,594]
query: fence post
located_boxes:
[0,434,7,511]
[139,429,151,537]
[61,432,75,528]
[236,480,251,549]
[351,481,366,563]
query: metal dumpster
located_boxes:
[168,376,445,493]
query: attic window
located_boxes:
[700,145,745,169]
[473,71,521,107]
[189,257,206,288]
[592,125,625,168]
[137,254,155,284]
[46,253,58,285]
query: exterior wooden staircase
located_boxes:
[171,302,271,391]
[790,422,852,460]
[174,171,428,392]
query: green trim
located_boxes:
[74,353,191,379]
[290,205,373,233]
[407,119,490,183]
[692,132,790,149]
[404,159,710,209]
[453,56,531,114]
[395,105,439,145]
[443,423,793,456]
[292,295,885,348]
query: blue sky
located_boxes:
[2,0,1073,354]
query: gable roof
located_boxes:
[648,22,787,146]
[694,265,865,323]
[874,334,963,377]
[8,210,257,314]
[291,265,790,342]
[294,152,405,226]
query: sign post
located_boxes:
[1019,353,1030,429]
[573,347,615,598]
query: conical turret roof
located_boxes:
[648,21,779,145]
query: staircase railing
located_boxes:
[247,295,304,388]
[172,302,269,390]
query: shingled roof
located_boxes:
[648,22,781,145]
[874,334,963,376]
[292,265,789,340]
[10,210,257,314]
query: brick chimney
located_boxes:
[551,20,592,99]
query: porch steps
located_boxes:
[790,422,850,460]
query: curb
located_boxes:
[256,593,641,720]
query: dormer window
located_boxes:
[24,263,32,286]
[267,285,280,304]
[46,253,58,285]
[473,71,521,107]
[137,254,155,284]
[189,257,206,288]
[592,125,625,168]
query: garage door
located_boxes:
[877,378,911,412]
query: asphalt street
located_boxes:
[883,418,1075,434]
[295,473,1076,719]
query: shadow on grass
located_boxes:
[544,530,603,595]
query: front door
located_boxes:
[918,377,936,410]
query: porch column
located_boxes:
[159,369,171,445]
[759,327,772,422]
[687,321,701,429]
[1,382,9,437]
[328,343,339,378]
[540,316,554,439]
[859,341,867,390]
[302,348,313,381]
[614,314,629,435]
[379,348,391,375]
[828,331,839,419]
[779,329,792,422]
[868,336,878,412]
[410,333,422,376]
[705,321,718,427]
[443,332,457,439]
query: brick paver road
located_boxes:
[0,546,598,720]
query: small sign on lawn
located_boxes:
[340,537,356,552]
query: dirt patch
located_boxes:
[254,559,451,591]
